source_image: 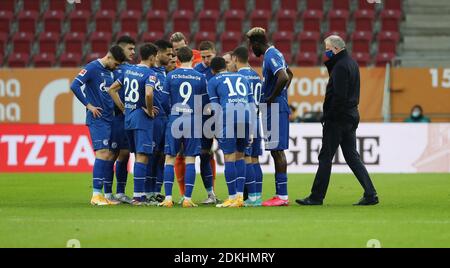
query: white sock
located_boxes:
[278,195,289,200]
[229,194,237,200]
[104,193,112,199]
[92,192,102,197]
[133,193,144,198]
[165,195,172,201]
[236,192,243,198]
[184,196,191,201]
[249,194,257,202]
[115,193,124,198]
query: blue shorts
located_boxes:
[218,137,249,155]
[263,111,290,151]
[126,129,154,155]
[164,119,201,157]
[111,115,129,151]
[88,118,114,151]
[153,116,167,152]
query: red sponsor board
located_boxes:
[0,124,94,172]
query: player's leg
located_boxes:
[235,150,246,205]
[200,139,217,204]
[114,149,131,203]
[174,153,186,196]
[159,125,179,208]
[182,136,202,207]
[244,155,258,207]
[252,157,263,203]
[131,129,153,205]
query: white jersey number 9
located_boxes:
[179,81,192,105]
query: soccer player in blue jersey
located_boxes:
[108,43,159,205]
[144,39,174,205]
[192,41,219,205]
[70,46,127,206]
[158,46,208,208]
[208,57,254,208]
[247,27,293,207]
[107,35,136,204]
[232,46,264,207]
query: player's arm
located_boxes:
[144,74,158,118]
[206,80,218,115]
[161,77,171,116]
[266,68,289,104]
[286,67,294,89]
[70,68,102,118]
[108,81,124,113]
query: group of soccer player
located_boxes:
[71,27,293,208]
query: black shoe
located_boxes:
[295,197,323,206]
[353,196,379,206]
[155,193,165,203]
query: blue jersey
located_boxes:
[116,64,157,130]
[164,68,209,119]
[113,62,132,116]
[151,65,170,118]
[262,46,290,113]
[237,67,263,109]
[71,59,115,125]
[194,62,214,81]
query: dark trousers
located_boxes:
[310,121,377,201]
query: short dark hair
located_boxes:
[154,39,173,51]
[199,41,216,52]
[140,43,158,61]
[210,57,226,73]
[109,45,127,62]
[177,46,193,63]
[232,46,249,63]
[116,35,136,46]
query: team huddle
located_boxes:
[70,27,293,208]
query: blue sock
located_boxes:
[245,163,256,196]
[145,156,155,194]
[235,159,246,195]
[133,162,147,197]
[254,163,263,196]
[92,158,106,194]
[103,160,115,194]
[155,155,164,193]
[200,153,213,192]
[115,160,128,194]
[224,161,237,197]
[275,173,288,197]
[184,163,196,198]
[163,164,175,197]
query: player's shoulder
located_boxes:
[193,62,204,71]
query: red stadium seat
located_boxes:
[120,10,141,34]
[126,0,143,12]
[220,32,242,53]
[298,31,320,53]
[354,9,375,32]
[353,52,371,66]
[22,0,41,12]
[0,0,15,13]
[280,0,298,12]
[43,10,65,33]
[384,0,403,11]
[38,32,60,54]
[33,53,56,67]
[48,0,67,12]
[306,0,324,11]
[302,10,323,32]
[100,0,120,12]
[18,11,39,34]
[375,53,395,66]
[250,9,271,30]
[198,10,219,33]
[69,10,91,33]
[380,10,402,32]
[331,0,350,11]
[8,53,30,67]
[203,0,221,11]
[272,31,294,55]
[0,11,13,34]
[146,10,167,34]
[229,0,247,12]
[0,33,7,54]
[59,53,82,67]
[224,10,245,32]
[12,32,33,54]
[152,0,169,11]
[90,32,112,54]
[295,52,318,66]
[328,9,349,33]
[141,32,164,43]
[64,32,85,55]
[276,9,296,33]
[95,10,116,33]
[351,31,372,54]
[357,0,376,11]
[172,10,194,34]
[85,53,102,63]
[195,32,216,45]
[177,0,195,12]
[377,31,400,54]
[256,0,273,11]
[72,0,92,11]
[249,53,263,67]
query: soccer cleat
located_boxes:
[114,194,134,204]
[105,197,121,205]
[231,196,244,207]
[90,195,110,206]
[154,193,165,203]
[244,198,262,207]
[145,195,159,206]
[177,196,185,205]
[158,199,174,208]
[216,198,238,208]
[262,196,289,207]
[201,193,220,205]
[182,199,198,208]
[131,197,146,206]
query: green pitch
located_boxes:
[0,173,449,248]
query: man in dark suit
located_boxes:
[296,35,379,206]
